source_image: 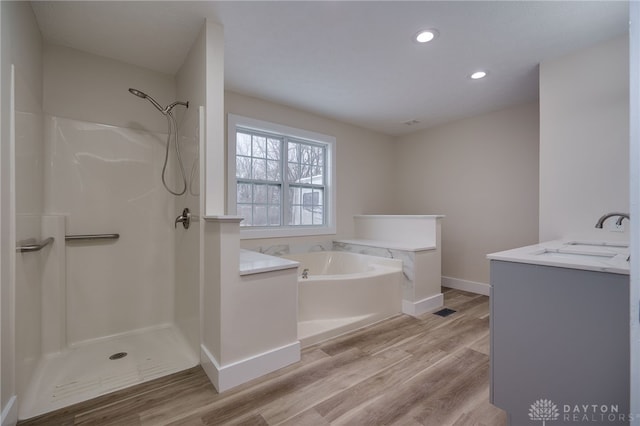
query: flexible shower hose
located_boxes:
[162,112,188,196]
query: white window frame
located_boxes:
[227,114,336,239]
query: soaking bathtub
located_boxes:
[282,251,403,346]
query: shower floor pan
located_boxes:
[19,324,199,420]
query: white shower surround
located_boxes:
[44,115,178,343]
[16,115,200,419]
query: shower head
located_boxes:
[128,88,147,98]
[128,87,165,114]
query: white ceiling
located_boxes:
[31,1,629,136]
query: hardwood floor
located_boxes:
[18,289,506,426]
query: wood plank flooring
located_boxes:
[18,289,506,426]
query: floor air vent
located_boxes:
[433,308,456,317]
[108,352,128,360]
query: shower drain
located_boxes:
[108,352,128,360]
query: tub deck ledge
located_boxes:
[239,249,299,276]
[334,238,437,252]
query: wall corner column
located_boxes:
[200,216,242,391]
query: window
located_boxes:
[228,114,336,239]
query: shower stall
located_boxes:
[13,42,203,420]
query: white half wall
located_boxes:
[201,217,300,393]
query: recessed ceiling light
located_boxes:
[470,71,488,80]
[414,29,438,43]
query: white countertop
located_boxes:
[239,249,299,276]
[487,239,630,275]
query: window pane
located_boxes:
[313,189,324,225]
[238,204,252,226]
[253,205,268,226]
[301,188,318,225]
[236,156,251,179]
[268,185,281,204]
[289,186,301,207]
[237,183,252,203]
[253,184,267,203]
[252,158,267,180]
[237,132,252,156]
[313,210,323,225]
[302,189,315,209]
[312,166,324,185]
[299,144,310,164]
[267,160,280,181]
[288,161,300,183]
[288,143,299,162]
[252,135,266,158]
[267,138,281,160]
[314,146,324,165]
[299,163,312,182]
[288,205,301,226]
[268,206,281,226]
[301,204,313,225]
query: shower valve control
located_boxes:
[175,208,191,229]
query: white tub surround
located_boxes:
[202,217,300,393]
[335,215,444,316]
[487,239,630,275]
[240,240,334,257]
[283,251,403,346]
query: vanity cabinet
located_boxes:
[490,260,629,425]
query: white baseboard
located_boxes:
[1,396,17,426]
[402,293,444,316]
[200,345,221,390]
[201,341,300,393]
[442,276,490,296]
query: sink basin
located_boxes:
[533,249,617,261]
[565,241,629,249]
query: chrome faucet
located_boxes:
[595,212,629,229]
[302,268,309,279]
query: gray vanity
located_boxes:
[488,240,630,425]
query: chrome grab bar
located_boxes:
[65,233,120,241]
[16,237,55,253]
